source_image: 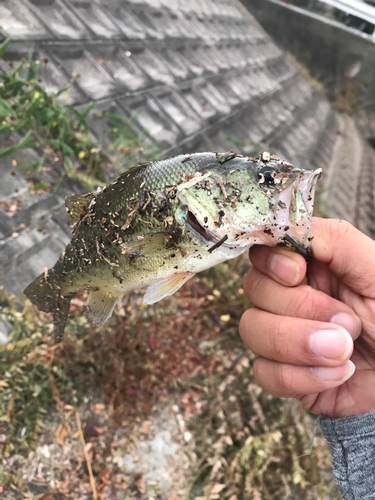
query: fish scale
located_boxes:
[97,152,219,212]
[24,151,322,342]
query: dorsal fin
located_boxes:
[65,193,94,227]
[118,162,150,179]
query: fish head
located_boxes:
[176,155,322,258]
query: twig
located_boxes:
[218,177,227,198]
[208,235,228,253]
[75,410,98,500]
[121,200,143,230]
[142,191,152,210]
[177,171,212,192]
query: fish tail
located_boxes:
[23,271,71,343]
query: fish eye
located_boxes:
[258,167,276,185]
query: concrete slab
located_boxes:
[69,0,121,38]
[91,46,150,92]
[26,0,89,39]
[119,95,181,149]
[0,0,51,39]
[131,47,174,86]
[153,89,203,136]
[53,47,116,100]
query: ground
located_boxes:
[0,258,340,499]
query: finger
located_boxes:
[252,357,356,398]
[311,218,375,299]
[243,267,362,338]
[249,245,307,287]
[240,308,354,366]
[306,258,338,297]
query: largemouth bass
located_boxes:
[24,151,322,342]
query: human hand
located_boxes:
[239,218,375,417]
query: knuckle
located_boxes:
[239,308,261,349]
[284,287,309,317]
[243,268,265,302]
[275,363,291,395]
[253,359,294,398]
[327,218,354,239]
[243,268,255,296]
[285,285,323,319]
[252,358,265,385]
[239,309,252,340]
[269,318,288,360]
[364,299,375,323]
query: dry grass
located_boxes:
[0,257,339,499]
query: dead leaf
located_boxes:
[0,196,23,216]
[100,467,112,485]
[55,421,71,446]
[140,420,152,433]
[211,484,226,495]
[0,381,8,387]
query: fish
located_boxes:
[23,151,322,342]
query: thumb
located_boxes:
[311,218,375,298]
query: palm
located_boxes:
[299,260,375,417]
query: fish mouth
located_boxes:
[273,167,322,257]
[183,167,322,259]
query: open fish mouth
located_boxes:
[184,167,322,259]
[272,167,322,258]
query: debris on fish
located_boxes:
[24,152,322,342]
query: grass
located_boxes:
[0,41,157,194]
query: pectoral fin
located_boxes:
[143,272,195,305]
[84,290,120,327]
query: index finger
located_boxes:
[249,218,375,297]
[249,245,307,287]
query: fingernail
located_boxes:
[269,254,300,285]
[314,360,356,381]
[330,312,362,338]
[310,329,353,360]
